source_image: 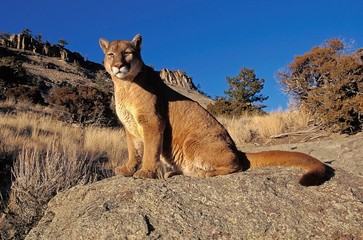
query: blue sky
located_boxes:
[1,0,362,111]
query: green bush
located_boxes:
[207,68,267,117]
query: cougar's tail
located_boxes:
[241,150,330,186]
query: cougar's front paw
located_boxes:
[133,169,157,179]
[115,165,136,177]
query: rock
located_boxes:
[356,48,363,61]
[59,48,84,64]
[0,38,10,48]
[17,33,29,50]
[26,164,363,239]
[158,68,212,107]
[160,68,197,90]
[59,48,71,62]
[42,43,55,57]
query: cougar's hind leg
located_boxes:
[204,165,240,177]
[203,150,240,177]
[183,137,241,177]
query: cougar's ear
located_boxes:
[99,38,109,53]
[132,34,142,50]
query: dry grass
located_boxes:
[217,110,312,147]
[83,127,127,168]
[0,100,127,166]
[0,100,127,239]
[8,141,99,234]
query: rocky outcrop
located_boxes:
[160,68,197,91]
[159,68,212,107]
[1,33,85,65]
[26,137,363,239]
[355,48,363,61]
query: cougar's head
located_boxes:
[99,34,143,80]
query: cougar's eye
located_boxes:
[123,51,133,57]
[107,53,114,58]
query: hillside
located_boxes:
[0,32,212,125]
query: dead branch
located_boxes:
[269,127,319,139]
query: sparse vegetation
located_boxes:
[0,100,126,239]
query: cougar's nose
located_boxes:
[113,62,122,68]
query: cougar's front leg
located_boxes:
[133,115,165,179]
[115,131,141,177]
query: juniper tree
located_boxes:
[207,68,268,116]
[58,39,68,47]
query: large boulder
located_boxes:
[26,164,362,239]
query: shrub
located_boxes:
[5,85,45,105]
[47,85,118,126]
[0,57,27,85]
[0,57,28,101]
[0,145,15,212]
[277,39,363,133]
[7,140,103,238]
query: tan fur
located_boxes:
[99,34,330,186]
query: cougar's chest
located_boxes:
[115,100,144,139]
